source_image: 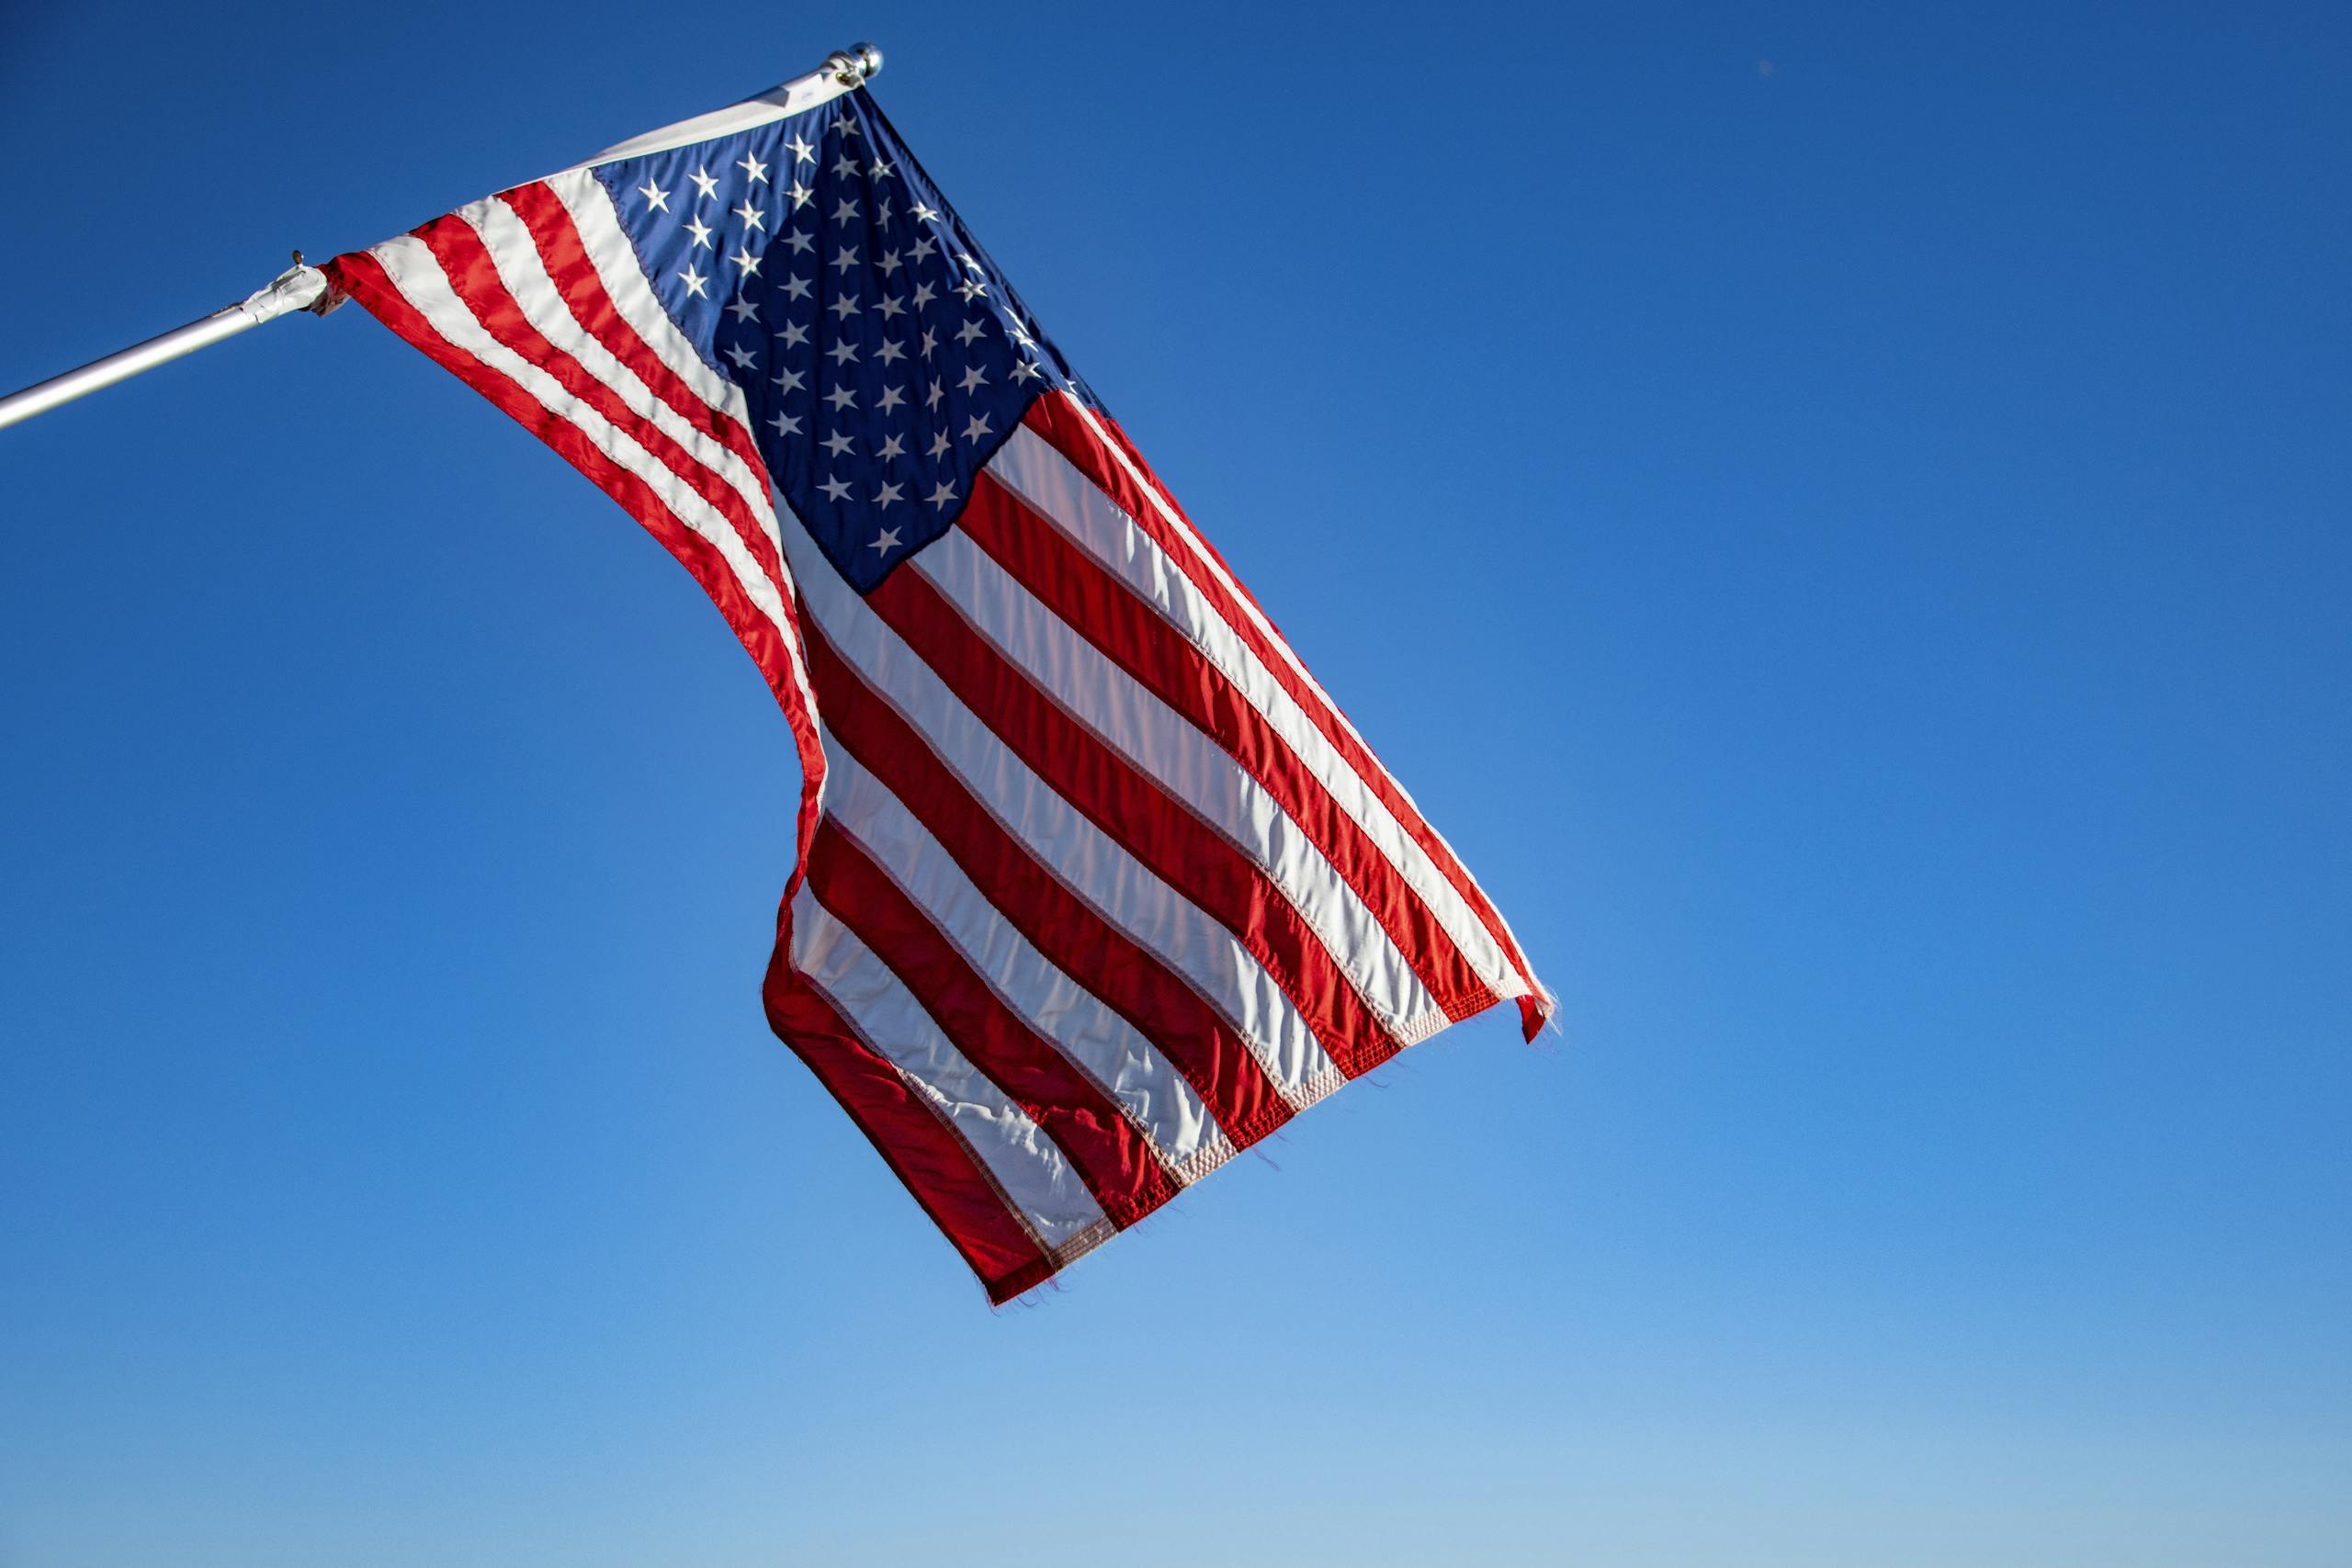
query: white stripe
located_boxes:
[910,532,1440,1042]
[775,494,1342,1109]
[365,235,802,663]
[462,197,788,578]
[820,739,1237,1182]
[987,425,1527,1004]
[1053,393,1546,998]
[547,174,829,750]
[542,174,759,446]
[1057,396,1385,769]
[571,66,857,170]
[790,885,1110,1257]
[406,181,826,780]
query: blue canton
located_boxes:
[594,92,1092,593]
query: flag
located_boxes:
[322,65,1554,1303]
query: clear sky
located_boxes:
[2,3,2346,1564]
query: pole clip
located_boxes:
[239,254,341,323]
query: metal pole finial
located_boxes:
[825,41,883,86]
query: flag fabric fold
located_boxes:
[324,73,1554,1302]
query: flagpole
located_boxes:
[0,260,333,434]
[0,40,887,437]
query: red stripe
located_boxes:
[959,470,1498,1026]
[868,564,1403,1082]
[323,250,804,733]
[323,243,831,1052]
[329,238,1059,1301]
[761,962,1054,1304]
[411,207,794,616]
[801,622,1299,1149]
[1023,395,1550,1039]
[805,820,1181,1226]
[500,181,777,511]
[482,185,839,940]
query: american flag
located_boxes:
[323,68,1554,1303]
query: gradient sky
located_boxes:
[2,3,2347,1565]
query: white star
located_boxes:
[731,199,767,231]
[870,158,895,181]
[910,234,938,262]
[876,296,907,321]
[638,180,671,211]
[829,294,861,321]
[832,152,860,178]
[927,428,952,459]
[729,247,762,276]
[911,201,940,223]
[725,297,758,323]
[1012,358,1045,383]
[956,252,979,273]
[877,384,907,412]
[955,318,987,345]
[820,475,854,502]
[874,199,895,228]
[910,281,937,309]
[962,412,992,444]
[772,366,807,392]
[822,431,854,458]
[782,274,812,301]
[877,250,903,276]
[1007,321,1036,349]
[868,523,903,551]
[832,197,861,226]
[956,276,989,303]
[768,410,802,436]
[786,133,817,164]
[677,266,707,298]
[876,432,907,459]
[876,339,907,365]
[738,152,769,183]
[828,339,860,366]
[786,181,814,209]
[922,329,939,358]
[724,343,757,369]
[775,321,810,348]
[690,167,719,202]
[826,386,858,412]
[784,230,814,254]
[834,114,861,139]
[924,381,945,412]
[926,479,958,510]
[831,245,860,275]
[958,364,988,393]
[684,215,715,249]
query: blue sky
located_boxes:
[2,3,2346,1564]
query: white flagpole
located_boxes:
[0,261,334,434]
[0,41,886,437]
